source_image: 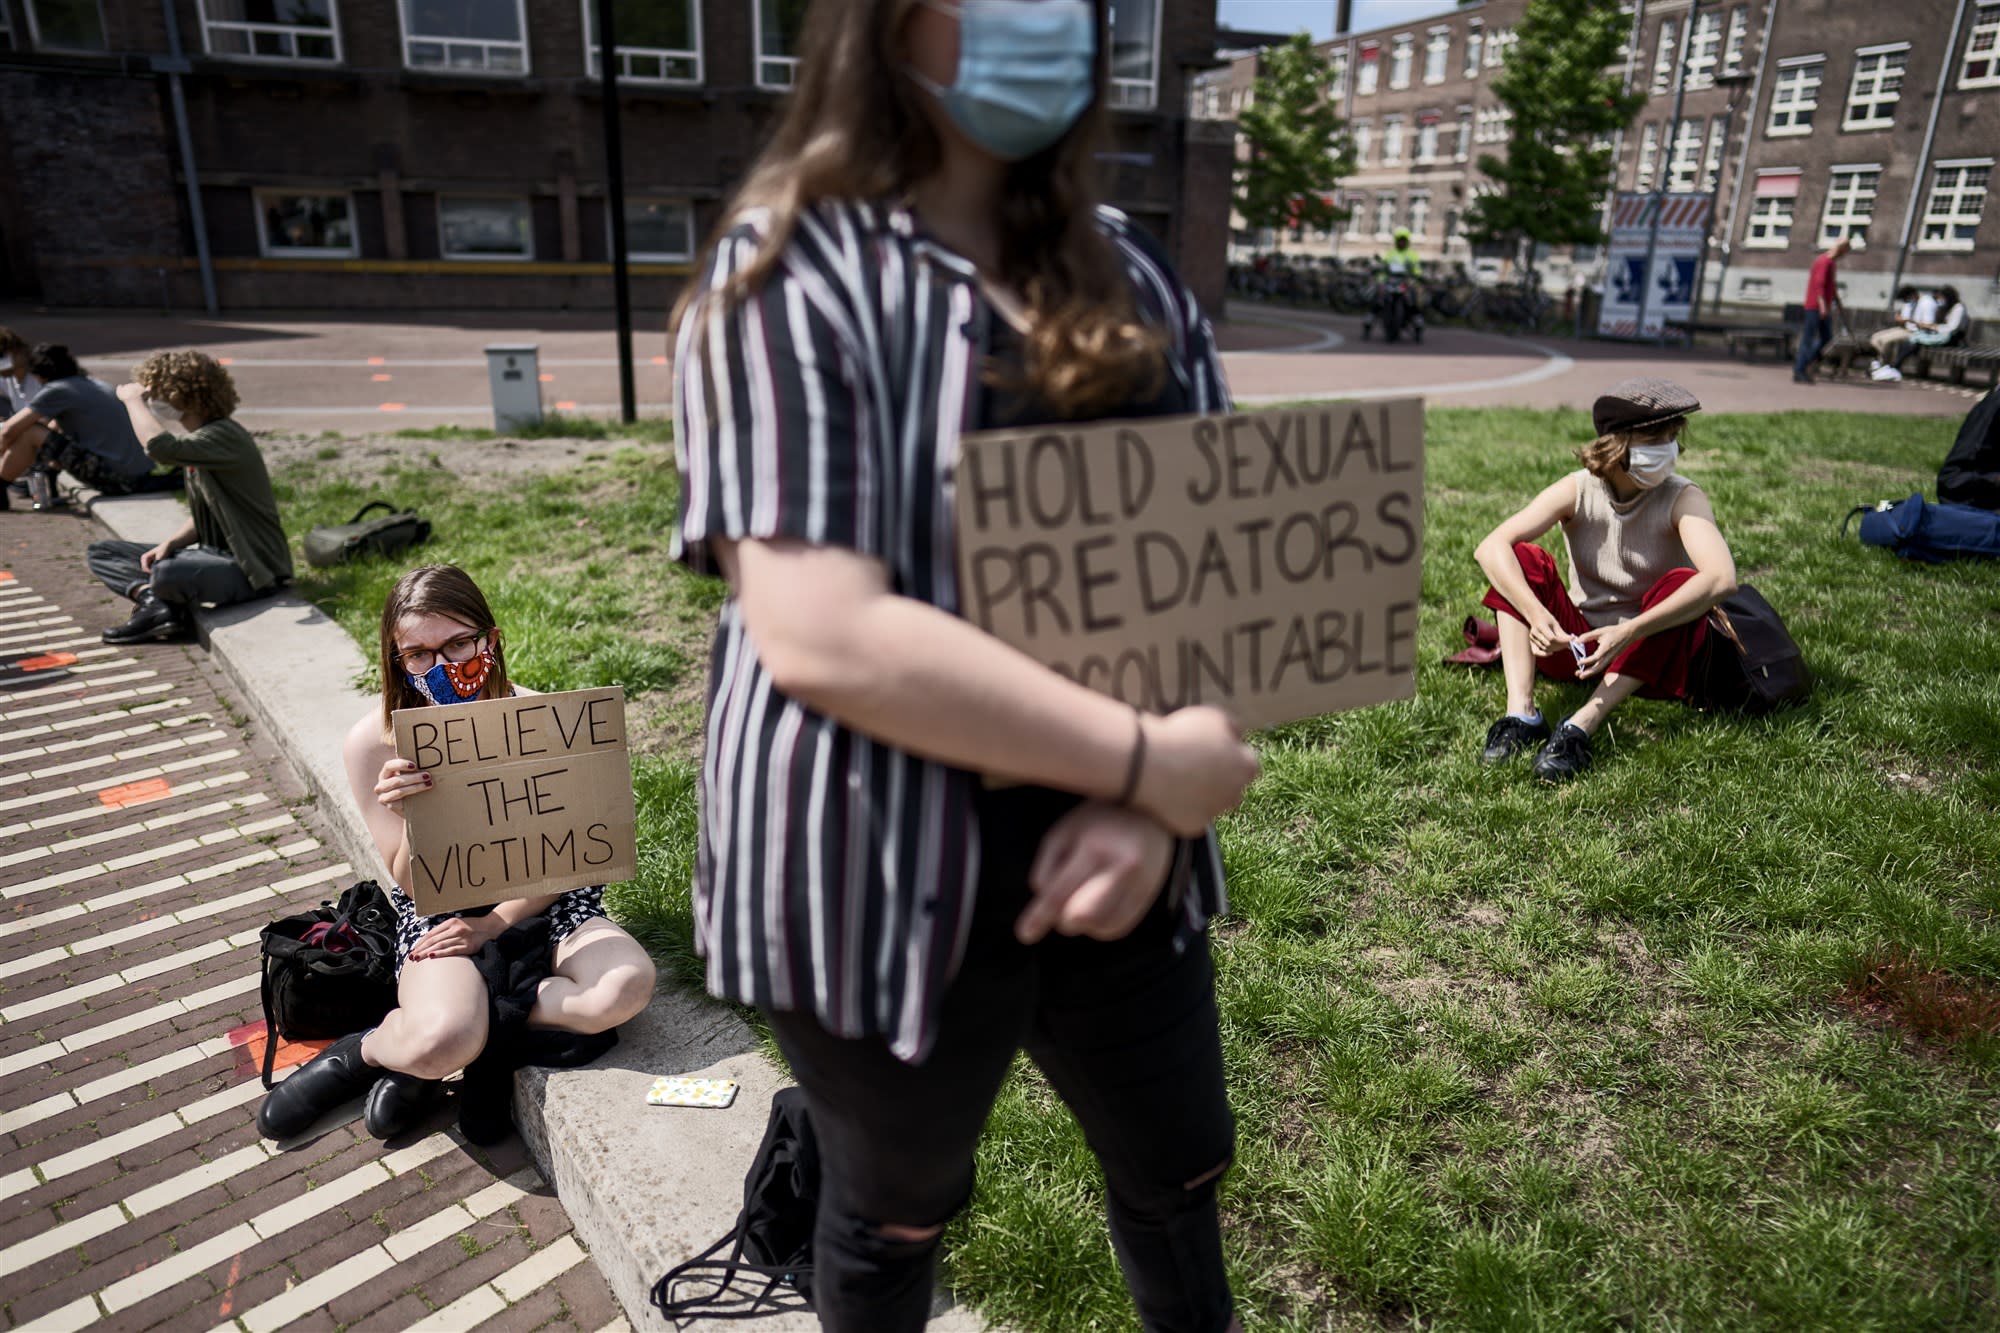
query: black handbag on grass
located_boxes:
[257,880,400,1087]
[1695,585,1811,714]
[303,501,432,567]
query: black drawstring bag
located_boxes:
[652,1087,819,1322]
[258,880,400,1088]
[1694,585,1811,715]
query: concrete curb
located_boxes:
[83,491,992,1331]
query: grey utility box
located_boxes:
[484,343,543,432]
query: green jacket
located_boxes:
[1379,245,1423,279]
[144,418,294,592]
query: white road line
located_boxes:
[2,873,305,981]
[81,856,347,916]
[0,831,298,939]
[0,972,261,1078]
[1,729,228,788]
[0,668,157,706]
[2,711,209,767]
[0,1077,267,1206]
[5,770,251,839]
[0,1035,235,1136]
[0,930,255,1024]
[0,681,172,724]
[3,809,276,900]
[0,792,273,871]
[0,746,243,817]
[0,695,189,746]
[402,1235,587,1333]
[0,596,53,616]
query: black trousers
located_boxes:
[763,789,1236,1333]
[86,538,258,609]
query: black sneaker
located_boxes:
[1481,714,1551,764]
[101,594,191,645]
[1531,723,1593,782]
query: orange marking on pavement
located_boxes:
[555,400,577,410]
[217,357,234,366]
[366,356,387,365]
[0,571,15,582]
[538,373,555,382]
[379,402,407,411]
[650,355,668,365]
[15,652,79,671]
[217,1252,244,1319]
[98,777,173,808]
[227,1020,330,1077]
[371,373,394,382]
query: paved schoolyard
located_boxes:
[0,512,630,1333]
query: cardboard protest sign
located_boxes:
[956,400,1424,730]
[392,686,637,913]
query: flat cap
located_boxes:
[1592,377,1701,436]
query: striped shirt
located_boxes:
[672,198,1231,1064]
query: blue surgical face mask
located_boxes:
[907,0,1096,162]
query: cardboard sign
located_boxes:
[392,687,638,913]
[955,400,1425,730]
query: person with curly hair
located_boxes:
[0,344,153,510]
[85,350,293,644]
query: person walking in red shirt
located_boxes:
[1793,236,1852,384]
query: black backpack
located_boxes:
[257,880,401,1087]
[1695,585,1811,715]
[652,1088,820,1320]
[303,501,432,567]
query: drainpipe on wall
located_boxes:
[156,0,218,315]
[1889,0,1970,303]
[1710,0,1779,315]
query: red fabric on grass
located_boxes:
[1481,542,1708,702]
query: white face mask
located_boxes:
[146,397,181,421]
[1624,439,1679,489]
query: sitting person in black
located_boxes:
[1939,385,2000,511]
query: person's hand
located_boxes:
[374,757,432,811]
[1015,802,1175,945]
[1575,621,1639,678]
[409,913,500,961]
[1524,607,1572,657]
[1130,706,1259,837]
[138,540,173,573]
[115,381,146,404]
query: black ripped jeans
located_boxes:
[763,789,1236,1333]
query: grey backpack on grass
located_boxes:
[304,501,432,568]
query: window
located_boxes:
[621,199,694,261]
[1700,117,1725,193]
[1109,0,1160,108]
[1464,19,1482,76]
[1407,191,1430,238]
[1346,194,1369,238]
[200,0,339,62]
[26,0,106,49]
[1352,120,1372,166]
[1445,207,1462,241]
[1374,192,1397,237]
[400,0,526,73]
[1844,44,1908,130]
[1685,10,1722,89]
[1737,276,1774,302]
[1652,18,1679,95]
[1963,12,2000,89]
[1417,118,1439,164]
[1744,170,1799,248]
[1327,48,1347,101]
[1389,34,1413,90]
[1919,159,1991,251]
[256,191,357,256]
[1455,107,1472,162]
[1723,5,1749,75]
[1357,41,1380,95]
[1636,123,1659,186]
[1486,26,1512,68]
[1424,27,1449,84]
[1766,58,1822,136]
[1382,114,1405,165]
[1667,118,1704,192]
[754,0,807,88]
[438,196,532,260]
[585,0,699,84]
[1818,166,1878,245]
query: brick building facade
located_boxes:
[0,0,1235,313]
[1198,0,1997,319]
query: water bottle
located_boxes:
[27,471,54,511]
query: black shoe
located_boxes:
[101,594,191,645]
[1481,713,1551,764]
[1531,722,1593,782]
[363,1070,445,1140]
[257,1031,378,1140]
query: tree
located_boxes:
[1233,34,1355,242]
[1465,0,1645,280]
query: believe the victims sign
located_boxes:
[955,400,1425,729]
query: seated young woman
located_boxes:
[257,564,656,1141]
[1472,378,1738,781]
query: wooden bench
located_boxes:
[1725,303,1804,362]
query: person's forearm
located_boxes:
[1475,538,1544,622]
[1620,569,1733,640]
[124,400,167,447]
[160,518,197,553]
[766,593,1141,800]
[488,895,559,930]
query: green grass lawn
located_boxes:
[272,407,2000,1332]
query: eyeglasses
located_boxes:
[396,629,489,675]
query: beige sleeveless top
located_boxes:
[1561,470,1696,626]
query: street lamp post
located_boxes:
[1693,71,1754,322]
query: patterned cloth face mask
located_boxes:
[409,647,494,706]
[906,0,1096,162]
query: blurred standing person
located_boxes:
[671,2,1259,1329]
[1792,235,1851,385]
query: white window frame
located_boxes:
[614,197,696,262]
[1345,194,1368,239]
[1423,26,1449,85]
[1352,119,1372,166]
[1700,117,1725,193]
[1744,171,1800,249]
[254,189,360,258]
[1382,114,1405,165]
[1766,57,1822,137]
[1326,48,1347,101]
[24,0,108,50]
[1652,17,1679,95]
[1961,11,2000,89]
[1407,190,1430,238]
[1636,122,1659,187]
[198,0,342,63]
[1108,0,1161,109]
[1357,41,1380,96]
[1685,10,1722,90]
[1389,33,1413,90]
[1666,117,1704,192]
[1917,158,1992,252]
[1455,105,1472,162]
[752,0,799,90]
[583,0,701,85]
[1843,43,1908,131]
[1464,19,1482,77]
[1723,5,1748,75]
[396,0,528,75]
[1374,192,1397,239]
[1818,164,1879,246]
[1416,120,1438,163]
[1485,26,1511,68]
[437,194,534,262]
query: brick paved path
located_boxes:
[0,511,630,1333]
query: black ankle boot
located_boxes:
[363,1070,445,1140]
[102,593,191,645]
[256,1031,378,1140]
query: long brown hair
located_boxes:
[377,565,512,732]
[676,0,1165,417]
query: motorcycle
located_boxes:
[1361,274,1423,344]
